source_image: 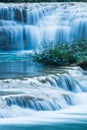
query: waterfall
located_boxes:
[0,3,87,51]
[0,2,87,126]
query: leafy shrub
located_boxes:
[33,41,87,66]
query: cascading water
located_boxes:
[0,2,87,130]
[0,3,87,51]
[0,67,87,123]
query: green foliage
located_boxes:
[34,41,87,66]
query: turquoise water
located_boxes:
[0,53,44,78]
[0,53,67,79]
[0,124,87,130]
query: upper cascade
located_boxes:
[0,3,87,51]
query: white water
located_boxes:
[0,67,87,124]
[0,2,87,51]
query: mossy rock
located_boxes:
[77,61,87,70]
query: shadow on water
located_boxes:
[0,124,87,130]
[0,61,43,79]
[0,60,67,79]
[0,53,79,79]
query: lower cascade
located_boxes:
[0,3,87,51]
[0,67,87,120]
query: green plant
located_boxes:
[33,41,87,66]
